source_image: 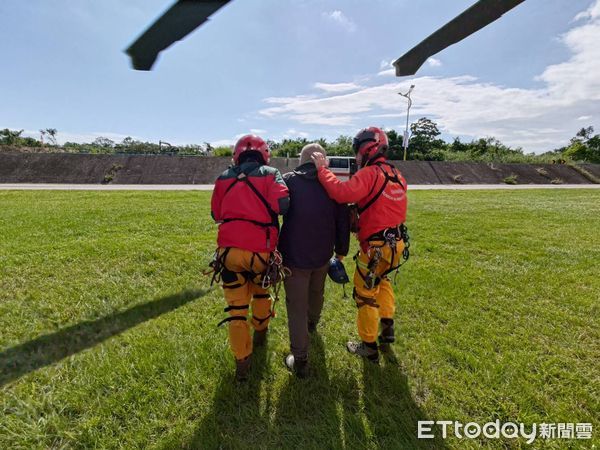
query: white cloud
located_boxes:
[377,68,396,77]
[282,129,309,139]
[577,115,592,121]
[259,1,600,153]
[263,95,315,104]
[210,139,235,148]
[313,82,362,93]
[574,1,600,21]
[250,128,267,134]
[322,10,357,33]
[369,113,407,119]
[379,58,440,76]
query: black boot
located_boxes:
[253,328,268,347]
[284,354,309,378]
[379,318,395,346]
[235,355,252,382]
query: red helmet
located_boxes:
[352,127,388,165]
[233,134,270,165]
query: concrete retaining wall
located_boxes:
[580,164,600,179]
[0,152,597,184]
[391,161,590,185]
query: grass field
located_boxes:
[1,189,599,449]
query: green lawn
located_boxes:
[1,190,598,449]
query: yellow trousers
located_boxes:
[219,247,273,360]
[353,239,405,343]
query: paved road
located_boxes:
[1,183,599,191]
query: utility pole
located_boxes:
[398,85,415,161]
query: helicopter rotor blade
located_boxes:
[125,0,232,71]
[393,0,526,76]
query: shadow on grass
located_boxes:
[184,341,271,449]
[269,333,347,447]
[360,346,447,449]
[0,288,209,387]
[185,333,443,448]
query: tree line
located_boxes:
[1,118,598,163]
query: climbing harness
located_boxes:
[207,163,290,326]
[355,223,411,291]
[348,161,409,291]
[209,248,290,327]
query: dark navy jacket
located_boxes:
[279,162,350,269]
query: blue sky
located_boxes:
[1,0,599,153]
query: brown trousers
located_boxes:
[284,263,329,361]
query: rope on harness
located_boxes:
[203,247,231,286]
[209,249,291,327]
[261,250,291,319]
[364,247,383,290]
[357,224,411,289]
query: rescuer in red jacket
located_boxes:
[312,127,408,363]
[211,134,290,381]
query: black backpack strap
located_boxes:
[238,174,279,227]
[220,169,279,229]
[358,165,389,214]
[383,162,406,190]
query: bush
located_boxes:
[213,146,232,157]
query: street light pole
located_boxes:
[398,85,415,161]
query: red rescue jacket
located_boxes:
[317,157,407,250]
[211,161,289,253]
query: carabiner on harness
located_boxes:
[358,224,411,289]
[363,247,383,290]
[261,250,286,289]
[399,223,410,262]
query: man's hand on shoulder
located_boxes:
[311,152,328,169]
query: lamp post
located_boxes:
[398,85,415,161]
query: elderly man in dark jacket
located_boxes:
[278,143,350,378]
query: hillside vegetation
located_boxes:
[2,120,599,163]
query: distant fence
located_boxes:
[0,152,598,184]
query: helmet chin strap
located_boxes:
[362,149,385,167]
